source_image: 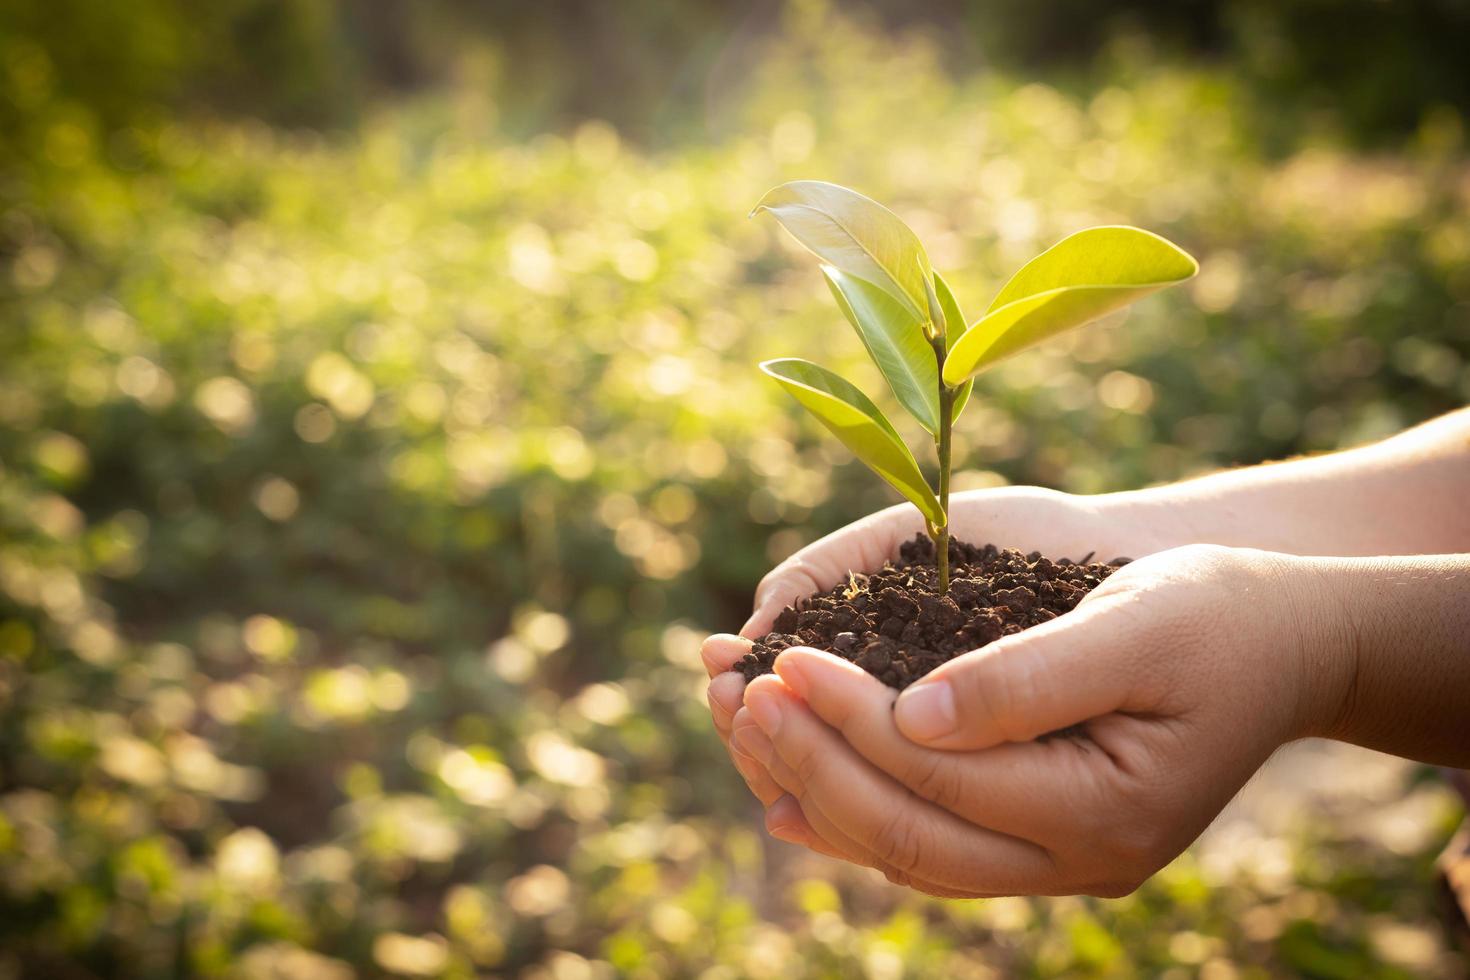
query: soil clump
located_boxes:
[735,535,1127,690]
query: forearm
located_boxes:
[1290,552,1470,766]
[1106,407,1470,556]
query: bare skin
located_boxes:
[703,407,1470,896]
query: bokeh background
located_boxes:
[3,0,1470,976]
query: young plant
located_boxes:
[753,180,1197,593]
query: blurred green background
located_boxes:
[2,0,1469,976]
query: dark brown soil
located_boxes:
[734,536,1127,690]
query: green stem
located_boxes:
[932,338,955,594]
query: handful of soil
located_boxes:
[734,535,1127,690]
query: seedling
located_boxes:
[753,180,1197,593]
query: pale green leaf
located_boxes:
[942,226,1197,386]
[760,358,942,525]
[933,271,973,423]
[752,180,934,325]
[822,265,940,435]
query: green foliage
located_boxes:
[934,272,974,422]
[1,3,1468,977]
[10,0,1468,146]
[753,180,940,328]
[755,184,1194,572]
[824,266,942,434]
[759,358,943,525]
[944,226,1199,384]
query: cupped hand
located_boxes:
[703,486,1188,867]
[724,543,1331,896]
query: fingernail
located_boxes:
[731,725,774,765]
[768,822,804,844]
[744,686,783,736]
[894,680,957,742]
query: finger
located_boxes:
[742,505,924,637]
[773,647,1106,844]
[706,672,746,737]
[701,634,752,678]
[742,706,1028,899]
[708,668,786,805]
[741,721,997,898]
[737,713,882,865]
[741,675,1060,895]
[794,792,995,898]
[891,590,1161,751]
[763,794,840,855]
[779,767,1000,898]
[734,716,847,858]
[768,778,883,865]
[727,722,787,806]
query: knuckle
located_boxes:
[871,807,927,873]
[904,753,964,811]
[877,862,969,900]
[790,740,823,788]
[965,656,1037,743]
[881,865,913,889]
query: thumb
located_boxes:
[892,591,1150,750]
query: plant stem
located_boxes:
[932,337,955,594]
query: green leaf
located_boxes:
[822,265,940,435]
[760,358,943,525]
[752,180,934,325]
[941,226,1197,386]
[933,271,973,423]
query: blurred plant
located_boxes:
[1,2,1467,973]
[754,180,1197,590]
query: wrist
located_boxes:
[1091,486,1206,554]
[1271,554,1360,742]
[1277,553,1470,765]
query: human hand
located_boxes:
[721,543,1333,896]
[702,485,1187,860]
